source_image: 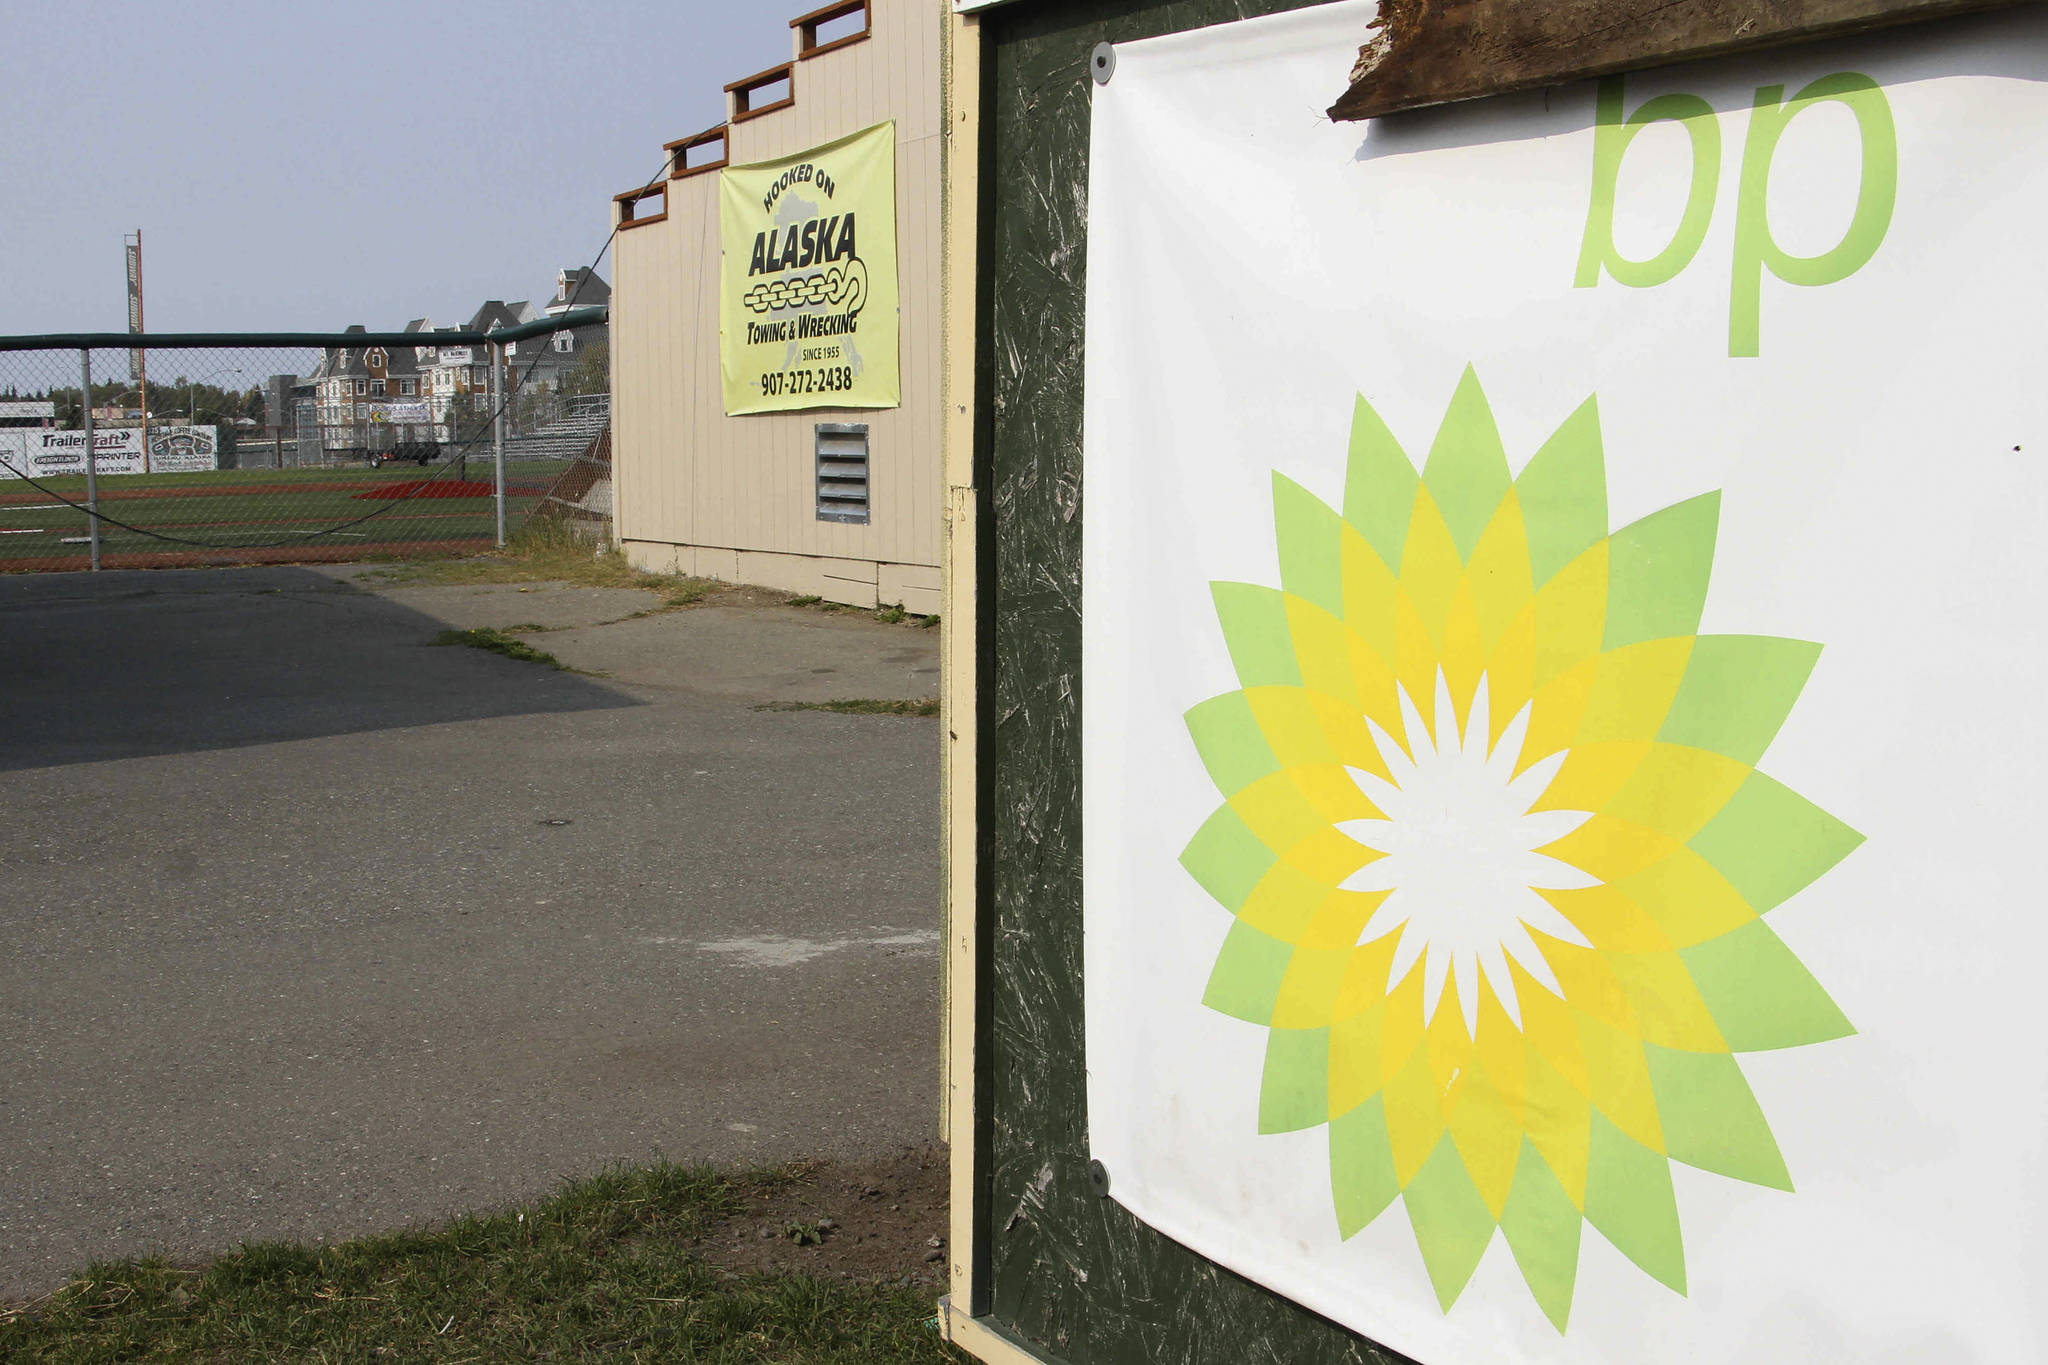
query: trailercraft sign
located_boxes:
[1080,5,2046,1364]
[0,426,217,479]
[718,121,900,415]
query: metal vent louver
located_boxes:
[815,423,870,524]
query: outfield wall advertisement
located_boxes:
[1081,6,2046,1364]
[0,426,218,479]
[148,426,221,473]
[718,121,900,416]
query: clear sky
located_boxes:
[0,1,803,336]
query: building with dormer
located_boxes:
[300,270,612,458]
[305,324,431,458]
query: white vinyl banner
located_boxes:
[0,427,218,478]
[10,428,149,477]
[147,425,221,474]
[1081,5,2047,1363]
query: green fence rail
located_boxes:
[0,308,608,354]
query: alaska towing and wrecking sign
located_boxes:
[719,121,901,416]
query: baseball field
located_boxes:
[0,459,564,570]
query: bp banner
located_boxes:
[1081,5,2047,1364]
[719,121,900,415]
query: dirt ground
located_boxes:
[692,1147,950,1290]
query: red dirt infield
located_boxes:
[0,540,497,574]
[353,480,498,501]
[0,481,371,507]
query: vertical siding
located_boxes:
[612,0,943,579]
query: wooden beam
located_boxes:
[1329,0,2042,121]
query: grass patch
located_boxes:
[432,627,569,670]
[0,1162,962,1364]
[359,519,717,612]
[756,699,940,718]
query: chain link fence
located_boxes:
[0,312,610,573]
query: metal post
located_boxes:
[132,230,150,475]
[492,341,507,548]
[79,349,101,572]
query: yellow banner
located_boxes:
[719,121,899,415]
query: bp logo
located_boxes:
[1181,368,1860,1330]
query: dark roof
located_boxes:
[308,335,421,381]
[548,268,611,314]
[466,299,529,333]
[304,285,598,382]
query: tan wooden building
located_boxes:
[609,0,941,614]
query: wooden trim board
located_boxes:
[938,1,990,1343]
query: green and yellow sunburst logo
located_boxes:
[1182,368,1861,1331]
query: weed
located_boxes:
[756,699,940,718]
[663,581,713,609]
[781,593,932,628]
[618,577,716,618]
[432,627,567,670]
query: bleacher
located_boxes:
[504,410,610,463]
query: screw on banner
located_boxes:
[1088,1159,1111,1197]
[1091,43,1115,85]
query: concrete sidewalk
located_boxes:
[348,571,941,703]
[0,566,941,1298]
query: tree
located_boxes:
[441,391,491,450]
[511,383,553,436]
[560,338,609,398]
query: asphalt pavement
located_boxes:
[0,565,942,1298]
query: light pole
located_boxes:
[184,367,242,424]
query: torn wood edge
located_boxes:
[1330,0,2043,121]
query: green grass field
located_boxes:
[0,460,567,569]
